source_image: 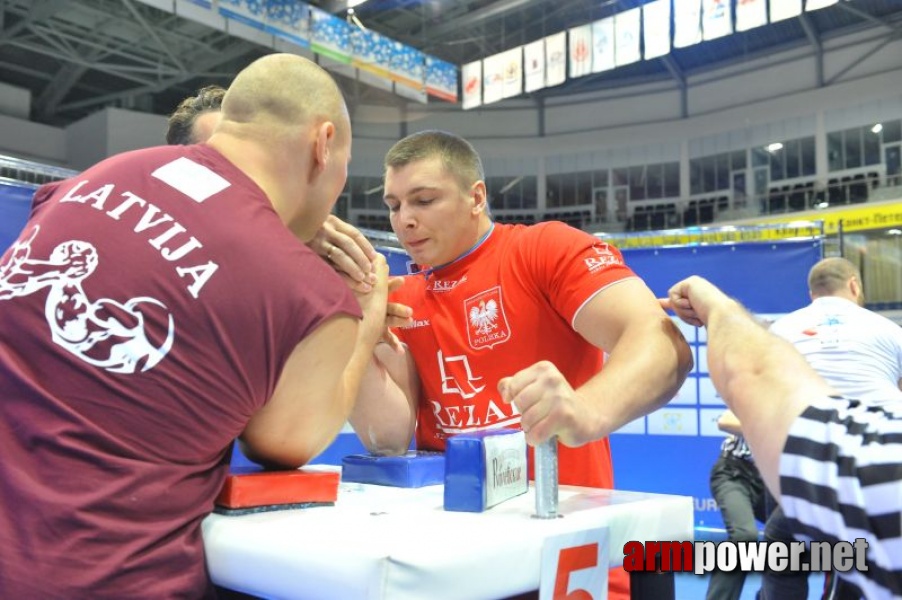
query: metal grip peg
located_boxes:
[533,436,559,519]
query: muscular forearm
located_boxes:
[348,346,418,455]
[704,301,834,499]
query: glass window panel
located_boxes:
[751,146,769,168]
[547,173,563,207]
[845,127,862,169]
[827,131,844,172]
[612,168,629,187]
[522,176,538,209]
[664,162,680,197]
[561,173,578,206]
[801,137,816,176]
[716,153,730,190]
[690,158,703,195]
[863,129,881,166]
[630,166,646,200]
[703,156,717,193]
[731,150,747,171]
[593,169,609,188]
[785,139,801,179]
[770,147,785,182]
[883,119,901,144]
[647,164,663,199]
[576,171,593,205]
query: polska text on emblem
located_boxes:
[464,286,511,350]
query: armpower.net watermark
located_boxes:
[623,539,869,575]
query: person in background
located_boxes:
[761,256,902,600]
[348,129,694,600]
[0,53,393,598]
[166,84,226,145]
[166,84,379,293]
[705,409,770,600]
[663,276,902,600]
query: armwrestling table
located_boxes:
[203,474,693,600]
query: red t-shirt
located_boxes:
[392,221,636,488]
[0,145,360,598]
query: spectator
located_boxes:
[165,84,226,145]
[0,53,391,598]
[663,276,902,600]
[349,130,694,600]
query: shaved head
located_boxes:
[220,53,349,142]
[808,257,861,298]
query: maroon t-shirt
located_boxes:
[0,145,360,598]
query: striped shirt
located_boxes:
[780,396,902,599]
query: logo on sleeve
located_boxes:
[584,242,622,273]
[465,286,510,349]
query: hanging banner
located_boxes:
[591,18,615,73]
[425,56,458,103]
[501,47,523,99]
[545,32,567,87]
[643,0,671,60]
[673,0,702,48]
[702,0,732,41]
[615,8,641,67]
[462,60,482,110]
[770,0,802,22]
[482,53,505,105]
[569,24,593,78]
[524,39,546,93]
[736,0,768,32]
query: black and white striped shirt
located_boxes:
[780,396,902,599]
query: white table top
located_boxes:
[203,472,693,600]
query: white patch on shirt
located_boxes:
[152,157,230,203]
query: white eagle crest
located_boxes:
[469,299,499,335]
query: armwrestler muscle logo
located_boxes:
[0,226,175,373]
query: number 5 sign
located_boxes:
[539,527,610,600]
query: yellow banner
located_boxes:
[754,202,902,235]
[600,222,824,249]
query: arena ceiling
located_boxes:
[0,0,900,128]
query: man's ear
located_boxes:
[470,180,487,215]
[313,121,336,172]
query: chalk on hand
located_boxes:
[341,451,445,488]
[214,468,339,515]
[444,429,528,513]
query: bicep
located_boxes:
[572,278,677,351]
[241,314,358,467]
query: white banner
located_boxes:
[673,0,702,48]
[770,0,802,22]
[702,0,732,41]
[591,18,615,73]
[615,8,641,67]
[806,0,838,10]
[736,0,768,32]
[461,60,482,110]
[524,39,545,93]
[569,24,593,78]
[545,32,567,88]
[482,53,504,105]
[501,47,523,99]
[643,0,671,60]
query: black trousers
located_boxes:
[705,454,769,600]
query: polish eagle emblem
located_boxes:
[469,299,499,335]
